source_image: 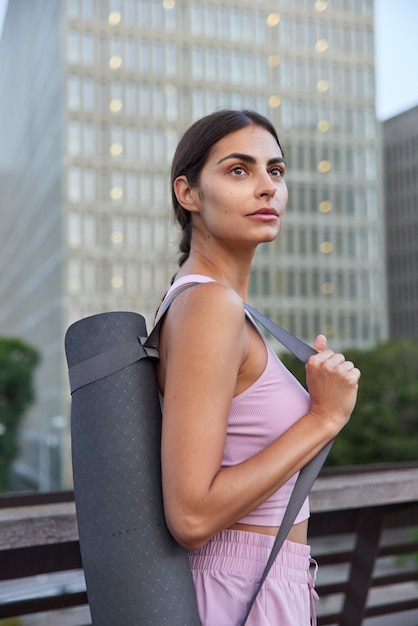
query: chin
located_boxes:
[260,228,281,243]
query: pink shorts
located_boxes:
[188,529,318,626]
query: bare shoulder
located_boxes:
[168,281,244,324]
[159,282,247,359]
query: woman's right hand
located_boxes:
[305,335,361,436]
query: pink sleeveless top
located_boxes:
[156,275,310,526]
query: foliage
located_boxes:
[0,338,40,491]
[280,338,418,466]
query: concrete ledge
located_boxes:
[1,464,418,549]
[310,465,418,512]
[0,502,78,549]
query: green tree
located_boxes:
[280,339,418,466]
[0,338,40,491]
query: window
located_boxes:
[82,33,94,65]
[139,84,151,116]
[84,214,96,247]
[126,172,138,204]
[166,43,177,76]
[154,218,166,250]
[126,216,139,248]
[81,0,93,20]
[140,216,152,248]
[126,126,137,159]
[231,51,242,85]
[204,5,217,38]
[68,121,81,156]
[84,260,96,291]
[127,262,139,295]
[153,42,164,75]
[219,49,229,83]
[153,174,166,207]
[347,231,356,258]
[139,0,150,28]
[214,6,226,37]
[192,47,203,80]
[68,167,82,202]
[151,1,163,29]
[126,82,137,115]
[163,4,176,31]
[83,78,95,111]
[139,127,151,161]
[256,54,267,86]
[366,149,377,180]
[125,0,136,24]
[68,213,82,248]
[139,41,151,73]
[83,123,95,156]
[84,169,96,202]
[68,76,81,111]
[141,264,153,295]
[153,128,165,161]
[67,0,80,19]
[139,173,152,205]
[230,8,242,41]
[205,48,216,82]
[191,5,203,36]
[67,31,80,64]
[348,272,357,298]
[280,16,292,47]
[68,259,81,293]
[192,89,204,119]
[152,85,165,119]
[125,39,137,71]
[349,314,357,340]
[262,269,270,295]
[165,86,177,121]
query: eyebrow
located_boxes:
[216,152,286,167]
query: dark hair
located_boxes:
[171,109,284,268]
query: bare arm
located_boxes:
[158,283,360,550]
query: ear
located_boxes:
[173,176,200,213]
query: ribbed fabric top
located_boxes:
[157,275,310,526]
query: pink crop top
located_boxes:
[157,274,311,527]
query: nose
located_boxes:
[255,170,277,199]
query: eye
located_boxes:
[230,165,247,176]
[269,166,285,178]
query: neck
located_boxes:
[176,248,255,301]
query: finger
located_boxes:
[313,334,327,352]
[322,352,346,368]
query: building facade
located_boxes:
[0,0,387,489]
[383,105,418,338]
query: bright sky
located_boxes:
[0,0,417,121]
[374,0,418,120]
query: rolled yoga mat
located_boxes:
[65,310,200,625]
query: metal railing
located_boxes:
[1,462,418,625]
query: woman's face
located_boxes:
[184,124,288,249]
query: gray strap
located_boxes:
[240,306,334,625]
[68,338,153,394]
[144,283,199,350]
[68,283,197,394]
[243,302,316,363]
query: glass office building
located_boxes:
[384,105,418,338]
[0,0,387,488]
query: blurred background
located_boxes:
[0,0,417,494]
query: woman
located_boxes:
[155,109,360,626]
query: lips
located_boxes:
[250,207,279,217]
[247,207,280,222]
